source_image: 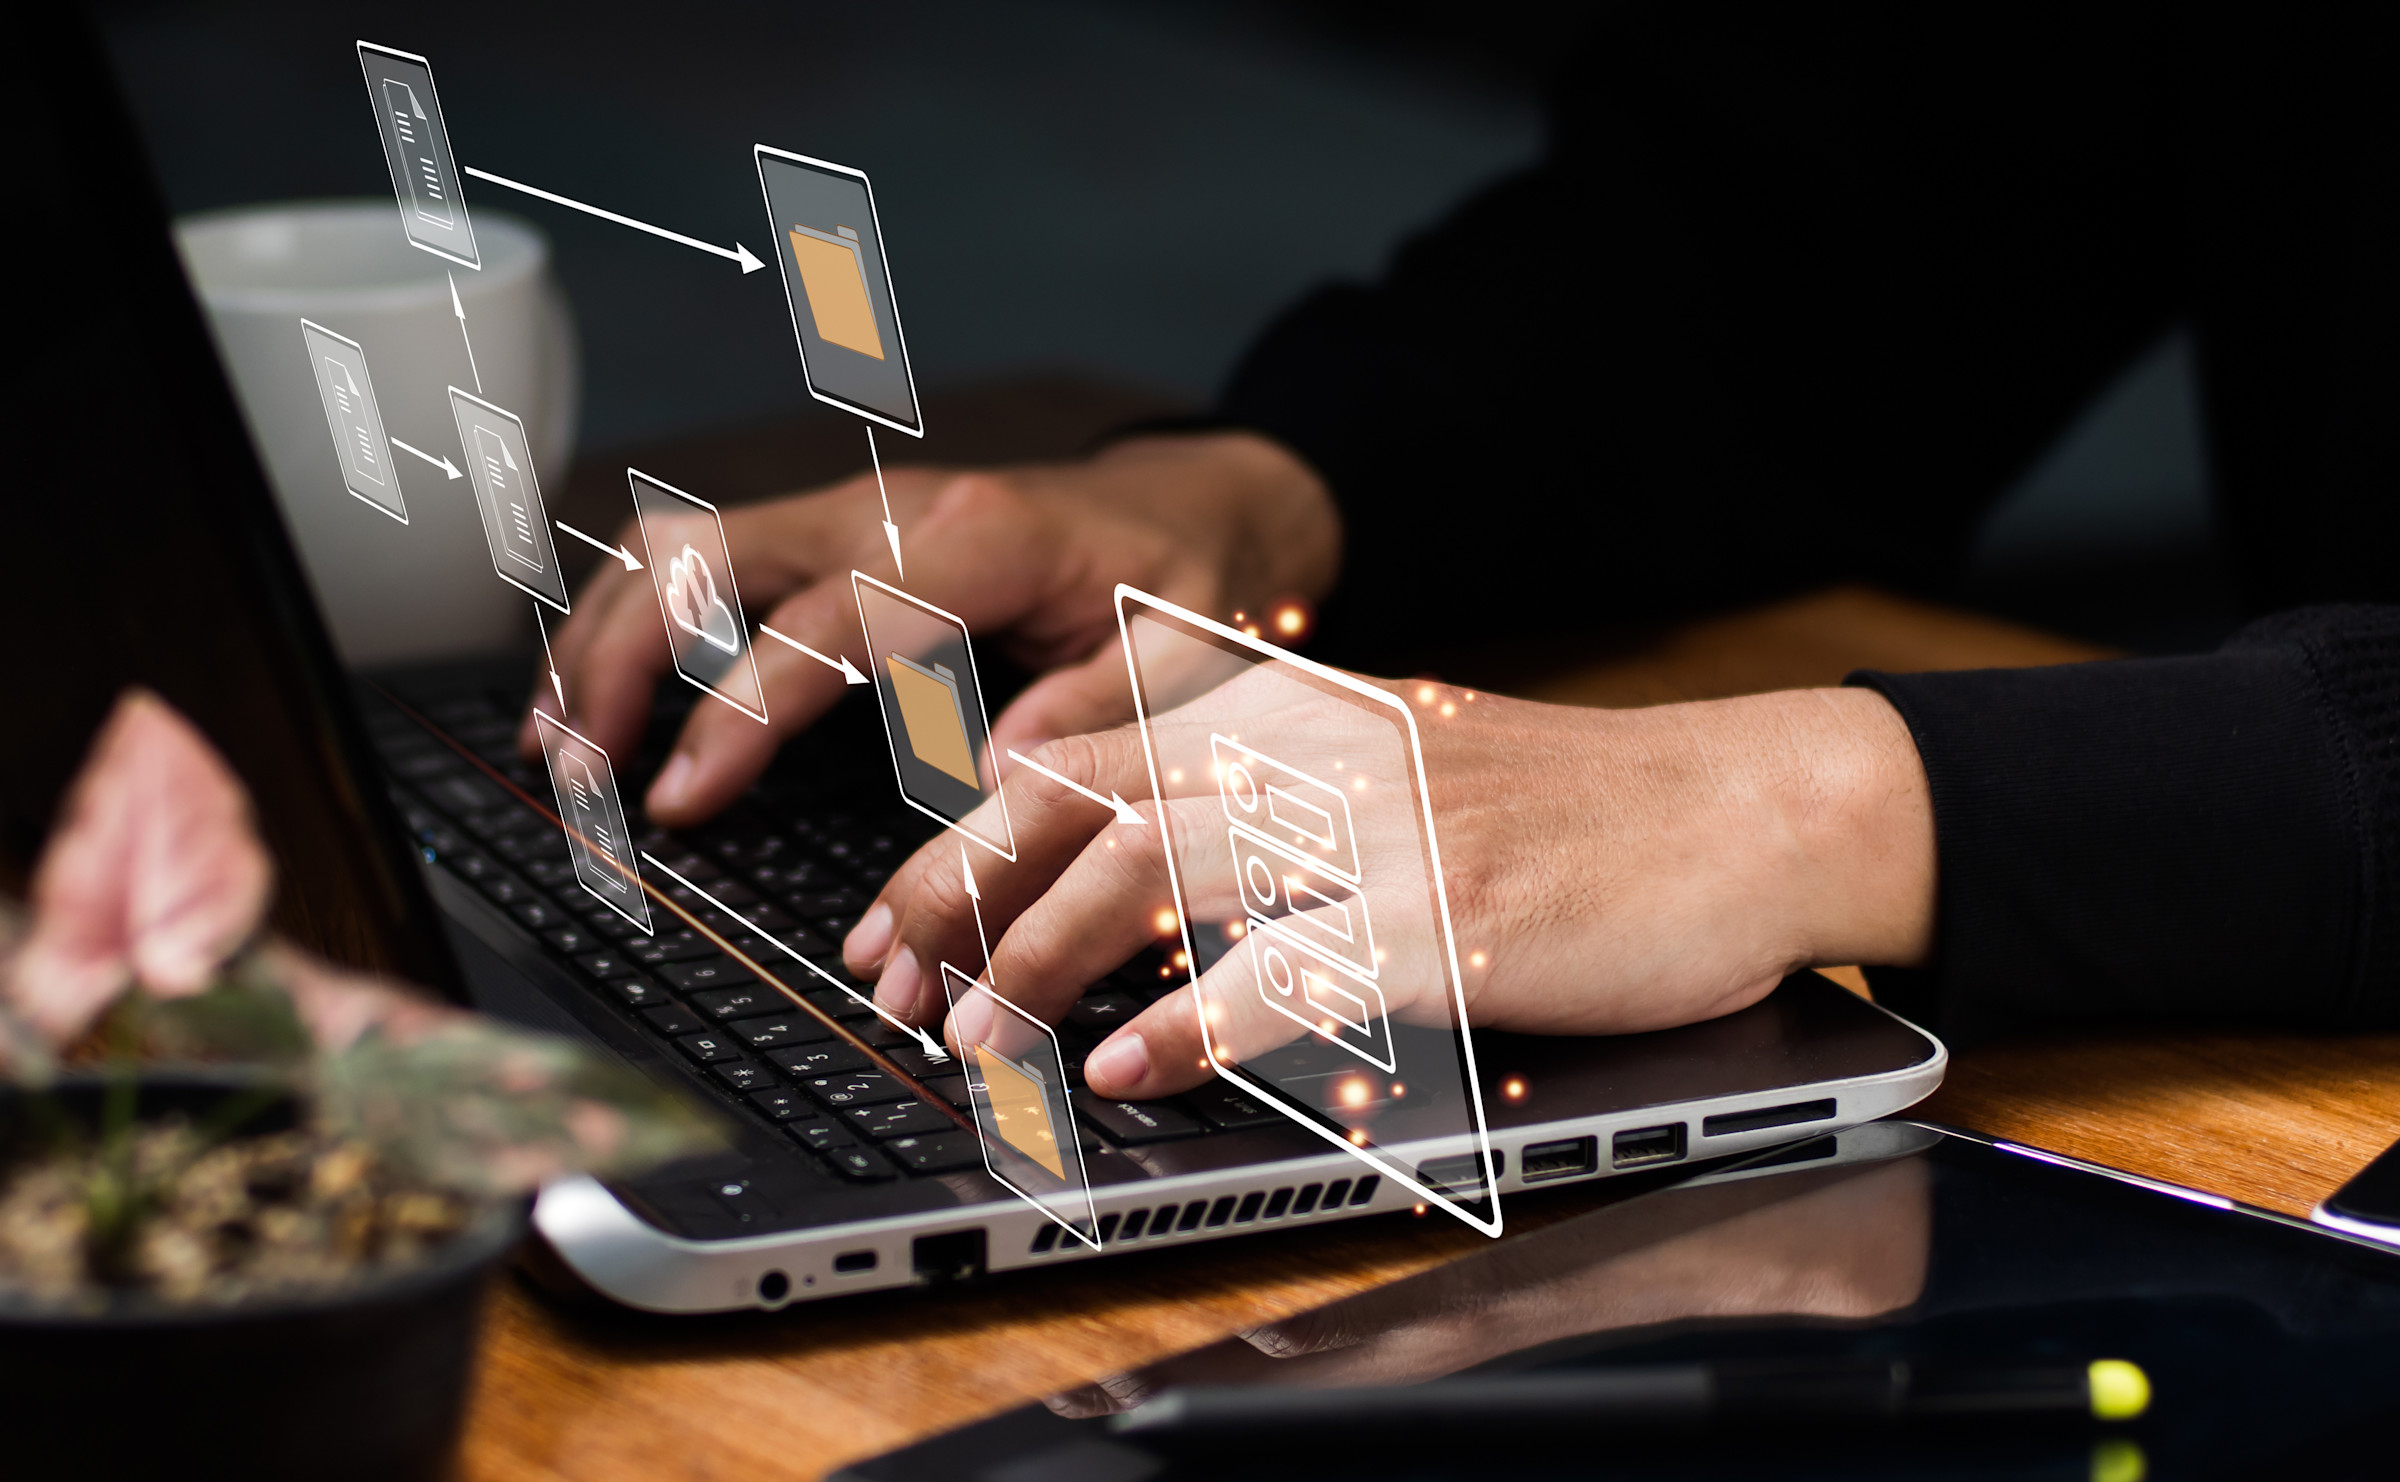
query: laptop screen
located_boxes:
[0,9,463,997]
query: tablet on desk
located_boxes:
[839,1122,2400,1481]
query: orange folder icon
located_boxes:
[976,1043,1067,1179]
[886,653,981,788]
[787,223,887,360]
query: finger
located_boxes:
[643,575,863,823]
[987,647,1142,763]
[646,474,1080,824]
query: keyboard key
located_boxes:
[791,889,868,924]
[641,1003,705,1037]
[768,1042,871,1078]
[750,1089,812,1121]
[884,1132,982,1174]
[441,851,499,882]
[728,1014,834,1050]
[491,830,568,865]
[525,858,581,889]
[544,924,598,956]
[689,984,782,1021]
[576,950,641,981]
[846,1100,956,1140]
[803,986,877,1020]
[710,1060,776,1093]
[922,1075,971,1108]
[1079,1098,1204,1145]
[666,876,760,909]
[820,1144,898,1181]
[804,1070,912,1107]
[510,898,567,932]
[675,1031,742,1065]
[881,1044,958,1079]
[1182,1082,1285,1131]
[475,873,535,907]
[630,931,724,967]
[657,957,757,993]
[1065,991,1142,1034]
[785,1119,858,1153]
[601,976,671,1009]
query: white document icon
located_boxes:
[382,79,454,229]
[299,319,405,524]
[449,386,569,612]
[535,712,652,935]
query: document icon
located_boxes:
[787,224,886,360]
[358,43,478,269]
[886,653,980,788]
[299,319,405,523]
[449,386,570,612]
[974,1043,1067,1179]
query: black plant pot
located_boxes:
[0,1077,525,1481]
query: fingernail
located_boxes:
[844,903,894,968]
[1086,1031,1149,1093]
[876,944,921,1018]
[650,752,695,811]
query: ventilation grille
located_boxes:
[1026,1174,1382,1254]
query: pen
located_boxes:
[1108,1357,2151,1436]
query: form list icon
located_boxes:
[298,319,405,523]
[449,387,569,612]
[533,712,652,935]
[358,43,479,269]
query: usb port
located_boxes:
[1415,1151,1504,1196]
[1611,1123,1687,1169]
[1520,1136,1597,1184]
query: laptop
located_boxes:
[4,11,1946,1313]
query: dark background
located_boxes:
[98,0,2225,653]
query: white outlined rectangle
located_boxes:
[627,468,769,725]
[853,571,1016,860]
[449,387,569,613]
[941,962,1099,1250]
[1118,585,1502,1238]
[752,145,924,438]
[297,319,405,524]
[357,42,479,270]
[533,712,653,936]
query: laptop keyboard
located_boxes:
[362,688,1289,1190]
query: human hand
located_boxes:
[519,431,1339,826]
[842,677,1936,1101]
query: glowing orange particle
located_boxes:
[1416,684,1437,705]
[1271,601,1309,638]
[1503,1076,1528,1102]
[1153,908,1179,935]
[1336,1076,1371,1109]
[1469,950,1487,969]
[1439,702,1456,717]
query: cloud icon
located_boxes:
[664,544,740,656]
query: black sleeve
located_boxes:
[1217,12,2180,670]
[1849,606,2400,1045]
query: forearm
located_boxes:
[1851,606,2400,1043]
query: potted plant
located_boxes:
[0,691,717,1479]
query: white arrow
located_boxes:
[387,436,461,479]
[961,845,993,975]
[640,850,948,1060]
[448,272,481,394]
[757,623,869,684]
[554,518,642,572]
[464,166,765,274]
[865,424,902,579]
[1004,748,1148,827]
[534,603,565,713]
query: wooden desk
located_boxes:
[462,453,2400,1479]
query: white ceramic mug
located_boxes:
[177,200,581,666]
